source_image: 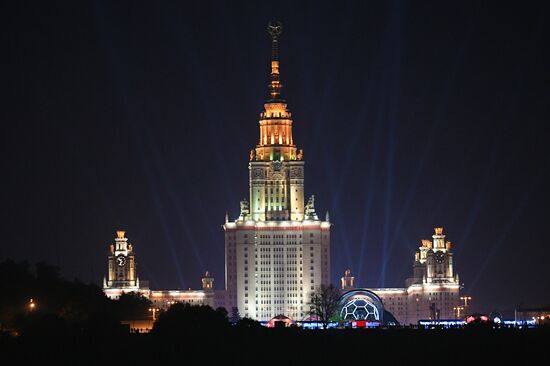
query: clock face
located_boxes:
[116,255,126,267]
[434,251,446,264]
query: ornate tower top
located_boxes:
[251,21,300,162]
[432,227,446,249]
[113,230,131,254]
[202,271,214,291]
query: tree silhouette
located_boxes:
[152,303,229,335]
[235,317,263,330]
[0,259,116,335]
[115,292,151,320]
[308,284,341,329]
[230,306,241,324]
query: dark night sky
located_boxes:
[1,1,549,315]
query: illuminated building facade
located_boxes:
[103,231,217,309]
[223,22,331,321]
[102,24,461,326]
[342,227,461,324]
[103,230,150,299]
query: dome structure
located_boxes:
[339,289,385,323]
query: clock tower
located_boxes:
[103,230,150,299]
[405,227,461,321]
[424,227,456,283]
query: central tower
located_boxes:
[223,22,331,321]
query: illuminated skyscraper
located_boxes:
[223,21,331,321]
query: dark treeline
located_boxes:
[0,259,548,365]
[0,259,150,336]
[0,259,261,337]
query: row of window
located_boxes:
[229,234,327,240]
[255,300,303,305]
[257,234,303,239]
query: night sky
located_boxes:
[2,1,549,316]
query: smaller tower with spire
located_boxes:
[202,271,214,291]
[103,230,150,299]
[341,269,355,290]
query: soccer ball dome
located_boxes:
[340,298,380,320]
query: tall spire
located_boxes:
[253,20,297,163]
[267,20,283,100]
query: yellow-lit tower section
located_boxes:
[249,21,304,221]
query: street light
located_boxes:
[453,306,464,319]
[149,307,160,321]
[460,296,472,312]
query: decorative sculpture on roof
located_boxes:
[304,195,318,220]
[239,198,250,220]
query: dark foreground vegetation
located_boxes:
[0,259,151,337]
[2,327,549,365]
[1,260,548,365]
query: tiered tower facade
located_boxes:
[103,231,218,308]
[405,227,460,321]
[103,230,150,299]
[223,22,331,321]
[371,227,461,324]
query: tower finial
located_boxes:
[267,20,283,58]
[267,20,283,100]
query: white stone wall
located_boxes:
[225,221,331,321]
[372,289,408,323]
[150,290,215,310]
